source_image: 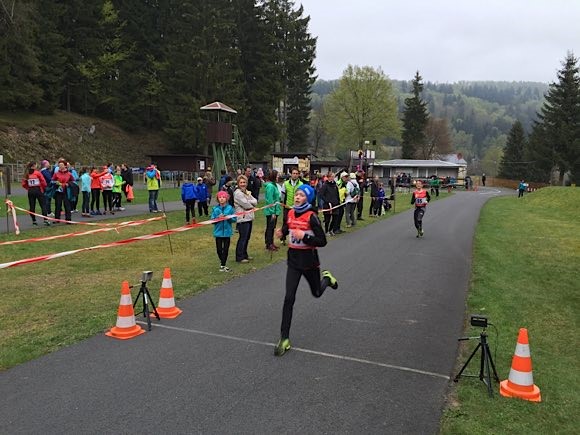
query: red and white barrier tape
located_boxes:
[5,200,21,235]
[0,203,276,269]
[0,216,165,246]
[4,199,160,228]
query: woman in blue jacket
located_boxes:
[211,191,237,272]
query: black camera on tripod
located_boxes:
[470,314,488,328]
[454,314,499,397]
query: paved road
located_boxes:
[0,188,502,434]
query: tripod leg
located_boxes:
[483,344,494,397]
[485,343,501,383]
[143,292,151,331]
[145,287,160,321]
[454,343,482,382]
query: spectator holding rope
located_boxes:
[211,190,237,272]
[234,174,257,263]
[22,161,48,226]
[345,173,360,228]
[51,160,74,223]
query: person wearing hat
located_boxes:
[195,176,209,216]
[210,190,237,272]
[345,173,360,228]
[273,184,338,356]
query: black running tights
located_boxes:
[280,266,330,339]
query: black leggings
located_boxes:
[90,188,101,211]
[280,266,330,339]
[28,189,47,222]
[215,237,231,266]
[102,190,113,212]
[323,212,336,233]
[81,191,90,214]
[198,200,208,216]
[413,207,425,230]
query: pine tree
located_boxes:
[234,0,279,159]
[263,0,316,152]
[499,120,527,179]
[401,71,429,159]
[35,0,68,113]
[534,52,580,184]
[0,1,43,109]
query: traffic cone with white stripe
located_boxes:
[105,281,145,340]
[155,268,182,319]
[500,328,541,402]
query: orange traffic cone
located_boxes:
[155,268,182,319]
[106,281,145,340]
[500,328,541,402]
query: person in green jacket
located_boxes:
[264,170,282,251]
[112,166,125,211]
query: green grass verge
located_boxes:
[441,187,580,434]
[0,190,449,370]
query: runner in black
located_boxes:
[274,184,338,356]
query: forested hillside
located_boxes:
[0,0,316,160]
[311,79,548,165]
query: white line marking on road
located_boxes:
[340,317,379,325]
[138,321,450,381]
[478,189,501,195]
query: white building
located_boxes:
[370,159,467,180]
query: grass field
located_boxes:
[0,189,446,370]
[441,187,580,434]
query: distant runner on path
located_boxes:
[274,184,338,357]
[411,180,430,238]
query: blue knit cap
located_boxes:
[297,184,315,204]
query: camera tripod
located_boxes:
[132,280,160,331]
[453,330,500,397]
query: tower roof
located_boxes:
[199,101,237,114]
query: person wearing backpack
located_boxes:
[181,180,198,224]
[345,173,360,228]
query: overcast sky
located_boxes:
[299,0,580,83]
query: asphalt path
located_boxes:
[0,187,503,434]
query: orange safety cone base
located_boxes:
[105,324,146,340]
[155,306,183,319]
[500,380,541,402]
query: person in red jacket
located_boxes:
[411,180,431,238]
[89,166,108,215]
[52,160,74,222]
[273,184,339,357]
[22,161,49,226]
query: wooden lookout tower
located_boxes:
[200,101,248,178]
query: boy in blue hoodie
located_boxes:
[181,181,198,224]
[211,191,237,272]
[195,176,209,216]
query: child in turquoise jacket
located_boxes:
[211,191,237,272]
